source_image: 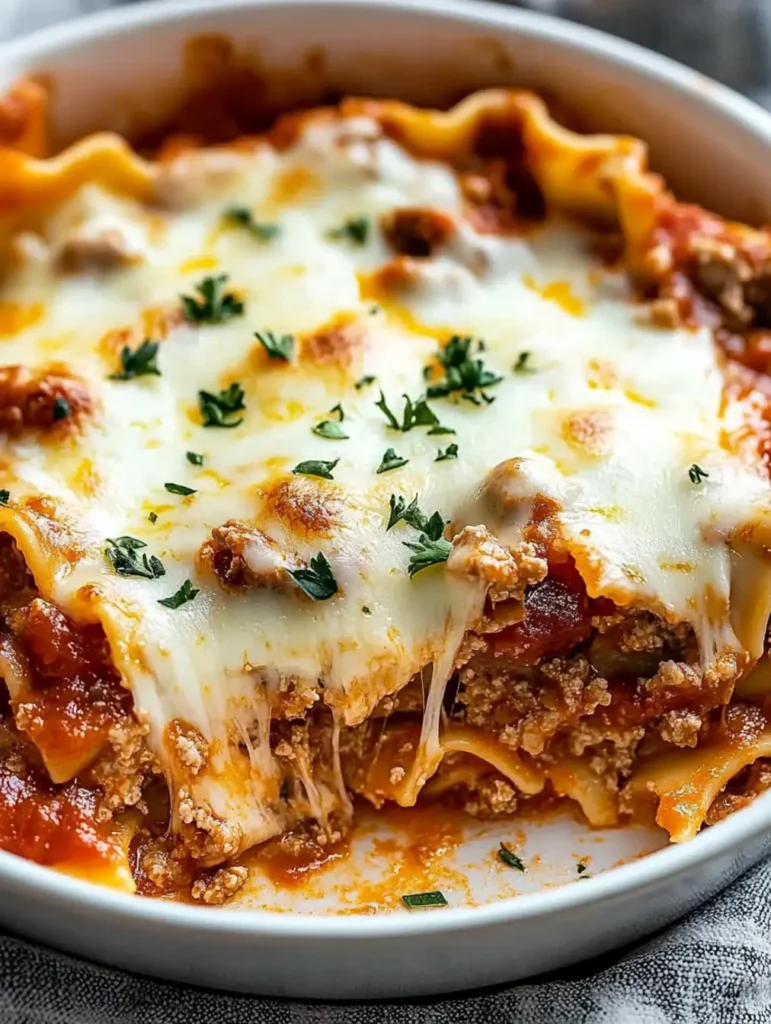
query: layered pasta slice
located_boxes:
[0,85,769,900]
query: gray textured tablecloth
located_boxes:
[3,2,771,1022]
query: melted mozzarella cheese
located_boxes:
[0,116,769,851]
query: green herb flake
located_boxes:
[198,383,246,429]
[312,420,349,440]
[105,536,166,581]
[404,534,452,577]
[164,482,197,496]
[402,891,448,909]
[186,451,204,467]
[426,335,503,402]
[362,605,372,615]
[254,330,294,362]
[292,458,339,480]
[386,495,447,540]
[148,512,158,524]
[181,274,244,325]
[377,448,409,474]
[52,397,71,421]
[577,862,588,875]
[435,443,458,462]
[329,402,345,422]
[403,395,438,431]
[355,374,376,390]
[375,391,453,435]
[109,338,161,381]
[513,351,534,374]
[158,579,200,610]
[0,490,9,506]
[387,494,421,532]
[223,205,279,241]
[688,463,709,485]
[327,215,370,245]
[498,844,526,871]
[376,391,400,431]
[287,552,338,601]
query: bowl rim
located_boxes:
[2,0,771,941]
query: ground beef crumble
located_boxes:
[91,718,161,820]
[176,786,243,863]
[191,864,249,905]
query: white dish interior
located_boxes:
[0,0,770,998]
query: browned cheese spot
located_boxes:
[259,475,343,541]
[300,314,365,370]
[561,408,613,459]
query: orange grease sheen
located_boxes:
[253,834,350,888]
[349,805,468,911]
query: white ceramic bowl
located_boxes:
[2,0,771,999]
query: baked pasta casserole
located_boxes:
[1,72,771,903]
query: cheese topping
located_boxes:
[0,112,769,853]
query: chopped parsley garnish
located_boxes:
[109,339,161,381]
[377,448,409,474]
[164,482,197,496]
[312,420,349,440]
[0,490,9,506]
[386,494,446,539]
[402,891,448,909]
[198,383,245,428]
[148,512,158,524]
[311,401,348,439]
[387,494,422,532]
[287,552,338,600]
[52,397,71,421]
[292,458,339,480]
[375,391,454,435]
[254,330,294,362]
[577,862,588,875]
[386,495,451,577]
[435,443,458,461]
[105,536,165,580]
[426,335,502,403]
[181,275,244,325]
[402,395,439,431]
[186,451,204,466]
[375,391,400,430]
[362,605,372,615]
[513,351,534,374]
[223,205,279,241]
[688,464,709,485]
[404,534,452,577]
[498,844,526,871]
[355,374,376,390]
[327,215,370,245]
[158,579,199,609]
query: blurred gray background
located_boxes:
[2,0,771,109]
